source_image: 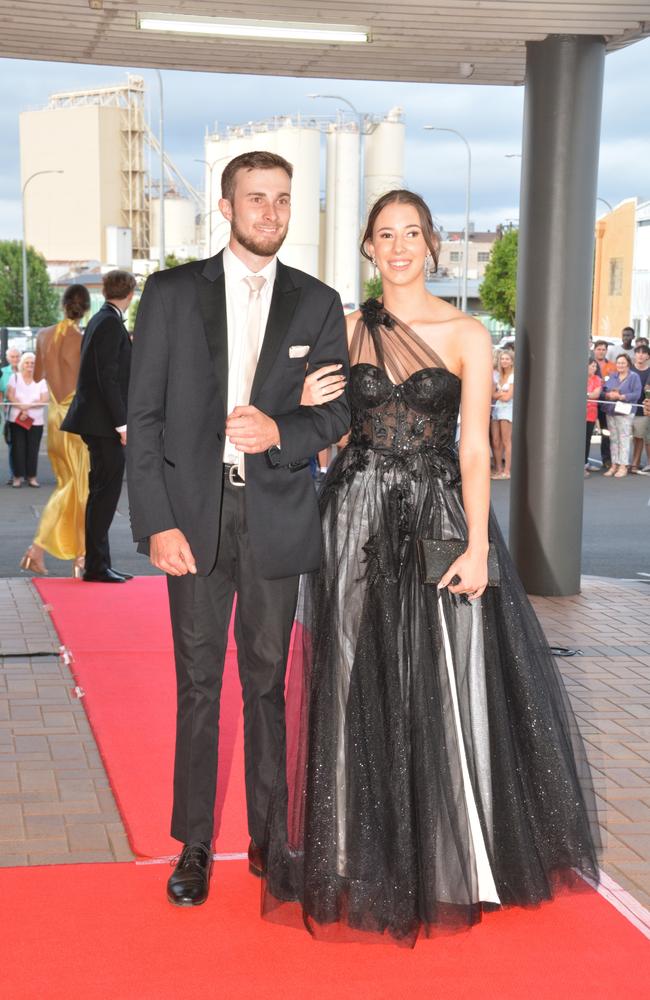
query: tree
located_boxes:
[363,274,383,301]
[0,240,60,327]
[127,295,141,331]
[164,252,196,270]
[479,229,518,327]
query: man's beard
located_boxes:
[231,218,287,258]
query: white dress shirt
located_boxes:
[223,246,277,465]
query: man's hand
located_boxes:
[119,429,127,446]
[150,528,197,576]
[226,405,280,454]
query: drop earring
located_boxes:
[424,253,434,281]
[371,255,377,278]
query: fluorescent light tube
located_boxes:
[137,13,370,44]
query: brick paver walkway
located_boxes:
[530,579,650,910]
[0,579,133,866]
[1,575,649,915]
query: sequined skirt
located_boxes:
[262,444,600,944]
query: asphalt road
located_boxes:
[0,426,648,580]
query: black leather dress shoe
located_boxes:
[167,842,213,907]
[111,569,133,580]
[83,568,128,583]
[248,839,265,878]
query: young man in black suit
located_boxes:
[62,270,135,582]
[127,151,349,906]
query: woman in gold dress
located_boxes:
[20,285,91,576]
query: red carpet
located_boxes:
[35,577,246,858]
[3,861,647,999]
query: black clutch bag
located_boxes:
[416,539,500,587]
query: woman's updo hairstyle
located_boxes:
[62,284,91,321]
[360,189,441,273]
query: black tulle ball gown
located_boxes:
[262,300,600,945]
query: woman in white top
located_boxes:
[6,352,48,488]
[490,349,515,479]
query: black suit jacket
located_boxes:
[62,303,131,438]
[127,251,350,579]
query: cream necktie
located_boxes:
[238,274,266,479]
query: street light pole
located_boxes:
[194,154,238,257]
[308,92,366,306]
[155,70,165,269]
[21,170,63,328]
[194,158,214,256]
[423,126,472,313]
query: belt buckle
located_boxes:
[228,463,245,487]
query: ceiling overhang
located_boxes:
[2,1,650,86]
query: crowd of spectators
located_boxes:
[3,321,650,507]
[588,330,650,477]
[0,347,48,486]
[490,348,515,479]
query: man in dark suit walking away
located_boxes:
[127,151,349,907]
[62,270,135,583]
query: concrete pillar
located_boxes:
[510,35,605,596]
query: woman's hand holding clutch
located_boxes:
[437,545,490,602]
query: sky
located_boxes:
[1,37,649,241]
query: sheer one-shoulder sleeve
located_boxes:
[349,299,448,383]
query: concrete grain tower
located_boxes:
[19,75,149,264]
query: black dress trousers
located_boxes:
[82,433,125,576]
[167,472,299,846]
[10,423,43,479]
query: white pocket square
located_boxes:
[289,345,310,358]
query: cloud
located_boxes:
[0,37,649,241]
[0,199,22,237]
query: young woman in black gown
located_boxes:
[262,190,599,945]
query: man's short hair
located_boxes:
[622,326,635,335]
[634,344,650,356]
[221,151,293,203]
[593,340,609,349]
[103,270,136,301]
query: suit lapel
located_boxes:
[251,261,300,402]
[195,251,228,410]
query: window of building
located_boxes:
[608,258,623,296]
[450,251,461,262]
[477,252,490,262]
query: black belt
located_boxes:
[223,462,245,487]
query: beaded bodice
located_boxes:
[348,301,461,455]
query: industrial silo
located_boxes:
[327,123,360,310]
[324,126,338,288]
[363,107,405,218]
[361,107,405,285]
[150,195,198,260]
[203,118,320,276]
[273,119,321,275]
